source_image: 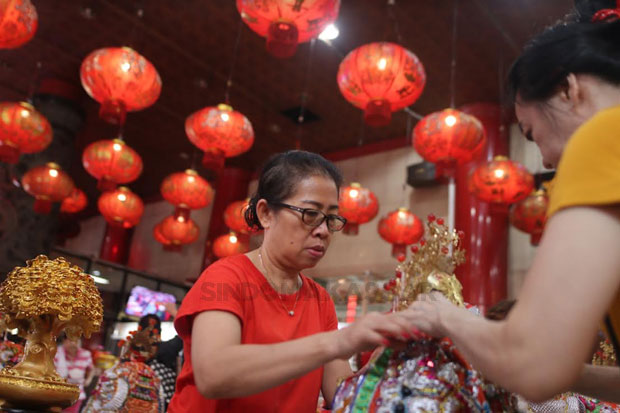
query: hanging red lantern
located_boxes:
[223,199,252,235]
[82,139,143,191]
[337,42,426,127]
[378,208,424,257]
[339,183,379,235]
[160,169,214,220]
[60,188,88,214]
[510,189,549,246]
[153,221,175,250]
[21,163,74,214]
[98,186,144,228]
[159,215,200,246]
[0,0,37,49]
[413,109,486,170]
[0,102,52,164]
[185,103,254,170]
[80,47,161,125]
[213,231,250,259]
[237,0,340,58]
[469,156,534,205]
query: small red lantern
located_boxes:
[337,42,426,127]
[21,162,74,214]
[0,102,52,164]
[378,208,424,257]
[82,139,143,191]
[160,169,214,220]
[98,186,144,228]
[159,215,200,246]
[413,109,486,170]
[339,183,379,235]
[0,0,37,49]
[223,199,252,235]
[185,103,254,170]
[237,0,340,58]
[60,188,88,214]
[80,47,161,125]
[213,232,250,259]
[153,221,174,249]
[510,189,549,246]
[469,156,534,205]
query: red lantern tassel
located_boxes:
[343,222,359,236]
[99,100,127,125]
[33,199,52,214]
[174,207,191,221]
[364,100,391,127]
[530,232,542,246]
[202,148,226,171]
[391,244,406,258]
[98,178,117,192]
[0,142,19,164]
[266,21,299,58]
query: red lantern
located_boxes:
[185,104,254,170]
[160,169,214,220]
[159,215,200,246]
[339,183,379,235]
[237,0,340,58]
[60,188,88,214]
[469,156,534,205]
[98,186,144,228]
[82,139,143,191]
[0,0,37,49]
[213,231,250,259]
[21,162,74,214]
[223,199,252,235]
[510,189,549,246]
[153,221,173,248]
[413,109,486,170]
[378,208,424,257]
[0,102,52,164]
[337,42,426,127]
[80,47,161,125]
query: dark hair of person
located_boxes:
[244,150,343,230]
[139,313,161,333]
[508,0,620,103]
[485,299,516,321]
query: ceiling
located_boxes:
[0,0,571,209]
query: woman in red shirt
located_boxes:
[168,151,413,412]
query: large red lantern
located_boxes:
[21,163,74,214]
[339,183,379,235]
[159,215,200,246]
[0,102,52,164]
[337,42,426,127]
[82,139,143,191]
[413,109,486,170]
[0,0,37,49]
[213,232,250,259]
[98,186,144,228]
[378,208,424,257]
[469,156,534,205]
[80,47,161,125]
[185,104,254,170]
[237,0,340,58]
[160,169,214,220]
[223,199,252,235]
[510,189,549,246]
[60,188,88,214]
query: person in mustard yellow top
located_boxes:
[399,0,620,404]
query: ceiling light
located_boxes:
[319,24,339,41]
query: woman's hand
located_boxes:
[401,292,461,337]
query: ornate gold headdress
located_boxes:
[118,319,160,363]
[386,214,466,311]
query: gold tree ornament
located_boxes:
[0,255,103,410]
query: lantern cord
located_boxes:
[449,0,459,109]
[353,113,365,182]
[295,39,317,149]
[224,17,245,104]
[25,61,43,103]
[386,0,403,44]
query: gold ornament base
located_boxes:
[0,373,78,411]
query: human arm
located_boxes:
[191,310,411,399]
[321,358,353,408]
[405,206,620,401]
[570,363,620,403]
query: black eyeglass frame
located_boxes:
[269,202,347,232]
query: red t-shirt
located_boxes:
[168,254,339,413]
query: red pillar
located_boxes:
[454,103,509,312]
[100,224,133,264]
[202,167,251,269]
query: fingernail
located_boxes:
[381,338,390,346]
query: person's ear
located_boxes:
[564,73,583,107]
[256,199,272,229]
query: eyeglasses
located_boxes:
[271,202,347,232]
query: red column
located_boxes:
[100,225,133,264]
[202,167,251,269]
[454,103,509,312]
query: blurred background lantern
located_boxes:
[82,139,143,192]
[339,183,379,235]
[98,186,144,228]
[21,162,74,214]
[159,215,200,247]
[0,0,37,49]
[223,199,252,235]
[0,102,52,164]
[212,231,250,259]
[378,208,424,258]
[160,169,214,220]
[60,188,88,214]
[510,189,549,246]
[469,156,534,205]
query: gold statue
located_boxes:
[0,255,103,411]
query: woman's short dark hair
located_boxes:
[508,0,620,103]
[245,150,343,230]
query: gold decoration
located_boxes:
[119,319,160,362]
[592,337,617,366]
[393,216,466,310]
[0,255,103,410]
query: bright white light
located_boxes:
[377,57,387,71]
[49,169,58,177]
[187,175,195,183]
[220,112,230,122]
[319,24,339,41]
[349,188,359,198]
[229,234,238,244]
[177,216,186,223]
[493,168,505,179]
[120,62,131,72]
[20,109,30,118]
[90,274,110,285]
[117,193,127,202]
[92,270,101,276]
[444,115,457,127]
[113,143,122,152]
[397,210,407,219]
